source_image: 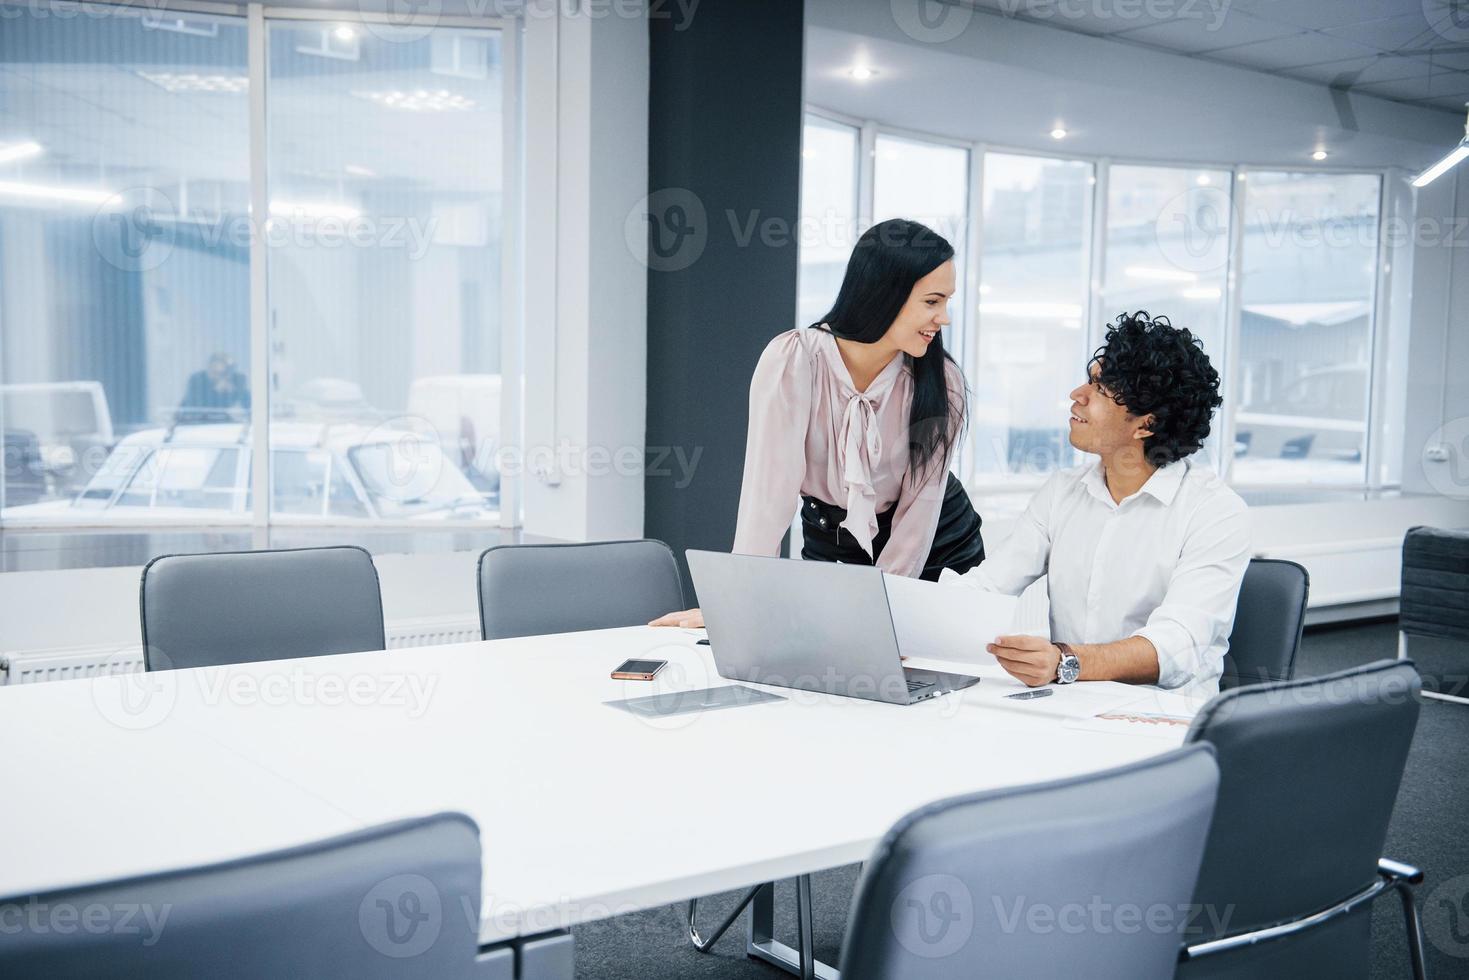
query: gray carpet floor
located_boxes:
[571,620,1468,978]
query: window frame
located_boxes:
[0,0,523,532]
[802,103,1404,496]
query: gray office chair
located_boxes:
[0,812,490,978]
[1180,659,1427,979]
[140,546,386,671]
[1220,558,1308,691]
[838,744,1219,980]
[477,539,685,640]
[1398,525,1469,705]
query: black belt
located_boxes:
[799,472,984,582]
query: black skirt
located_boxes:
[799,472,984,582]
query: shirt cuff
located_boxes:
[1133,621,1200,691]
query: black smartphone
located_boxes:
[611,658,668,681]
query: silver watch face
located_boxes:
[1057,653,1080,684]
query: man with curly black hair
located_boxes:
[947,312,1250,699]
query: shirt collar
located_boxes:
[814,325,905,399]
[1139,460,1188,505]
[1082,458,1188,508]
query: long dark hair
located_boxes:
[814,218,967,484]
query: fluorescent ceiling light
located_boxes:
[1311,150,1328,161]
[269,199,362,220]
[351,89,475,112]
[977,301,1085,319]
[1124,265,1196,283]
[1050,127,1067,140]
[849,66,876,80]
[1413,104,1469,188]
[0,141,44,165]
[0,180,111,205]
[137,70,249,94]
[1414,145,1469,188]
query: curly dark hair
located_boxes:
[1088,312,1222,467]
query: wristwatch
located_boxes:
[1054,642,1080,685]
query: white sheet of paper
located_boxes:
[883,574,1041,668]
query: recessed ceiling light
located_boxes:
[849,66,876,80]
[1195,174,1211,186]
[333,25,357,41]
[1050,127,1067,140]
[1312,149,1328,161]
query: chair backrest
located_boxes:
[477,539,686,640]
[140,546,386,671]
[840,745,1219,980]
[0,812,483,979]
[1220,558,1308,691]
[1182,660,1421,974]
[1400,525,1469,641]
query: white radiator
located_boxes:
[383,615,483,649]
[1,647,146,686]
[0,615,482,686]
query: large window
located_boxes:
[973,152,1093,481]
[796,115,858,330]
[873,134,970,366]
[0,10,251,520]
[1102,164,1233,469]
[1231,172,1381,486]
[0,6,509,527]
[796,113,1397,493]
[265,23,503,523]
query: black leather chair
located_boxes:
[1398,525,1469,704]
[140,546,386,671]
[1179,659,1427,979]
[0,813,490,978]
[839,745,1220,980]
[477,539,685,640]
[1220,558,1308,691]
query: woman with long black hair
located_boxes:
[652,218,985,628]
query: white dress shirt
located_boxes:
[945,458,1251,699]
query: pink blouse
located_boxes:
[732,327,963,578]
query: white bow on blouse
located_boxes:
[838,390,884,558]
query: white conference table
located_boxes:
[0,626,1200,972]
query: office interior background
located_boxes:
[2,0,1469,976]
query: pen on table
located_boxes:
[1006,688,1054,700]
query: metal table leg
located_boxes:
[745,877,839,980]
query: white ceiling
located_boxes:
[805,0,1465,171]
[953,0,1469,114]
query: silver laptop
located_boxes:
[686,550,980,706]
